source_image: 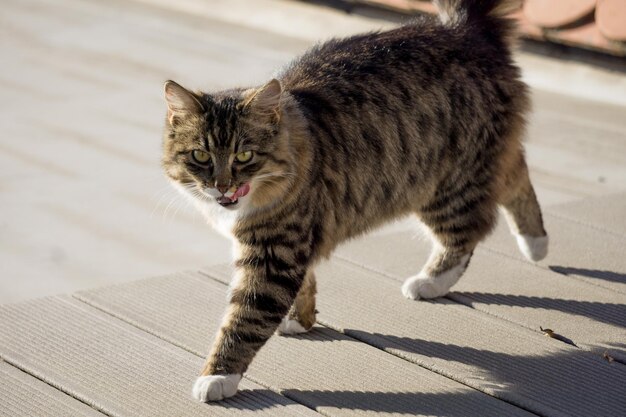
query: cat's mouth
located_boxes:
[217,183,250,207]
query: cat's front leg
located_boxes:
[277,270,317,335]
[193,245,307,402]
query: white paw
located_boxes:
[276,317,308,335]
[402,254,470,300]
[402,275,437,299]
[516,234,548,262]
[192,374,241,402]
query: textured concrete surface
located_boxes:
[72,274,535,417]
[1,0,626,415]
[336,195,626,362]
[1,0,626,304]
[0,296,321,416]
[0,361,105,417]
[2,193,625,415]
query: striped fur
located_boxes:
[161,0,546,401]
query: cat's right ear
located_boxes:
[163,80,204,125]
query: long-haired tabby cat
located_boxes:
[162,0,547,402]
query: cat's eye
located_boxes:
[235,151,254,163]
[191,150,210,164]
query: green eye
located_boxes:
[235,151,253,163]
[191,150,210,164]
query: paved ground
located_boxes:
[1,0,626,304]
[1,0,626,415]
[2,194,626,416]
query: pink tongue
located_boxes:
[218,184,250,205]
[232,183,250,200]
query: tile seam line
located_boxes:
[544,210,626,240]
[527,144,626,178]
[236,372,335,417]
[338,238,626,308]
[123,0,315,44]
[449,290,626,367]
[537,109,626,137]
[0,355,113,417]
[312,317,551,417]
[70,292,325,417]
[530,178,593,199]
[528,170,595,197]
[196,270,544,417]
[479,244,626,296]
[334,252,551,327]
[69,292,206,355]
[333,254,626,366]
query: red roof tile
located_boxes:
[524,0,596,29]
[596,0,626,41]
[346,0,626,56]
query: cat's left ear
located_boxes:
[163,80,204,125]
[243,79,282,123]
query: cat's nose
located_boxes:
[216,184,229,194]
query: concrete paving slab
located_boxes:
[0,296,321,417]
[2,0,626,305]
[202,261,626,417]
[2,0,625,413]
[335,228,626,362]
[0,361,105,417]
[549,192,626,237]
[76,272,534,417]
[524,92,626,199]
[485,214,626,295]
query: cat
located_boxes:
[161,0,547,402]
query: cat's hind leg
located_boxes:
[498,155,548,262]
[402,241,473,300]
[277,270,316,335]
[404,193,497,299]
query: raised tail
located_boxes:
[433,0,522,45]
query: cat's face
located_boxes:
[162,80,292,213]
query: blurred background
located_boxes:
[1,0,625,304]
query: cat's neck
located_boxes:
[234,93,312,227]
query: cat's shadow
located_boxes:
[222,388,509,416]
[281,389,508,416]
[452,264,626,329]
[450,290,626,329]
[214,266,626,413]
[322,329,625,414]
[448,264,626,336]
[549,265,626,285]
[225,327,625,415]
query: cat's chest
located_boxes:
[173,183,240,239]
[196,201,240,238]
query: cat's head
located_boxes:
[162,79,295,213]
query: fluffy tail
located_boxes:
[434,0,521,45]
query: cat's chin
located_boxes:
[217,198,239,208]
[170,181,248,217]
[201,184,251,210]
[202,193,248,212]
[216,199,245,211]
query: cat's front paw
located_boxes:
[192,374,241,402]
[276,317,310,335]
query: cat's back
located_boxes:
[280,16,515,96]
[281,20,448,89]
